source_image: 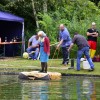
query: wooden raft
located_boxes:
[19,71,61,80]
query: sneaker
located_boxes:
[77,70,80,71]
[88,68,94,72]
[28,57,32,59]
[64,63,67,66]
[31,58,37,60]
[67,62,69,65]
[91,68,95,71]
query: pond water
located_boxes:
[0,75,100,100]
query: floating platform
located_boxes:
[19,71,61,80]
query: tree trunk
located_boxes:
[31,0,39,29]
[43,0,48,13]
[17,0,24,2]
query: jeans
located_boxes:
[26,47,39,59]
[62,46,69,64]
[77,47,94,70]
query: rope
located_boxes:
[49,47,77,67]
[50,42,59,47]
[57,49,60,59]
[49,49,58,67]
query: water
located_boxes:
[0,75,100,100]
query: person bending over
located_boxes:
[68,33,94,71]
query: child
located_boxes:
[38,31,50,73]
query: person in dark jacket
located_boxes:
[68,33,94,71]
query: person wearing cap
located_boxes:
[68,33,94,71]
[38,31,50,73]
[26,35,39,60]
[87,22,99,59]
[57,24,71,66]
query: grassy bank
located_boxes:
[0,58,100,75]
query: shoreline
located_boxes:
[0,68,100,77]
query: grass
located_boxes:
[0,58,100,75]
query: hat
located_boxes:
[92,22,96,25]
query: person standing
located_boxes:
[68,33,94,71]
[38,31,50,73]
[57,24,71,66]
[87,22,98,59]
[26,35,39,60]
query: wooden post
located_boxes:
[68,59,74,69]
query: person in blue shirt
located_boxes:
[57,24,71,66]
[26,35,39,60]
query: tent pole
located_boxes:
[21,22,25,57]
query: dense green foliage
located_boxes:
[0,0,100,58]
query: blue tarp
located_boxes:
[0,11,24,57]
[0,11,24,22]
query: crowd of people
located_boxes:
[26,22,99,72]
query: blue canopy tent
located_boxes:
[0,11,25,57]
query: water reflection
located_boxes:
[0,75,100,100]
[0,75,21,100]
[82,79,96,100]
[21,81,48,100]
[77,78,96,100]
